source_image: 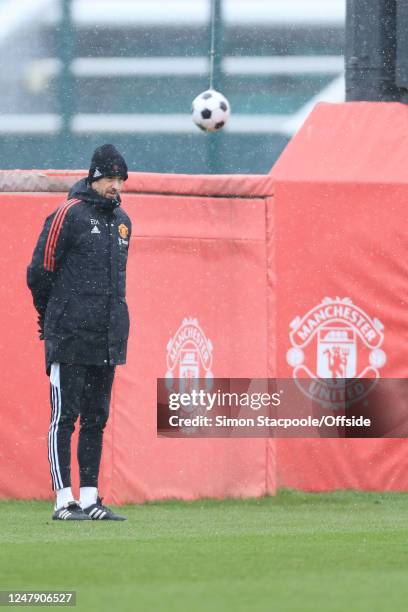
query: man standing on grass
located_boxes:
[27,144,131,521]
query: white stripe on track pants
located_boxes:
[48,362,115,491]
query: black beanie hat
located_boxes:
[88,144,128,183]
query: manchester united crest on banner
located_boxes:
[164,318,214,432]
[165,317,213,391]
[287,297,386,407]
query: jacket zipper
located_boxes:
[107,211,113,365]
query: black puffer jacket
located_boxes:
[27,178,131,373]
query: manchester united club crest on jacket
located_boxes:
[286,297,386,407]
[118,223,128,239]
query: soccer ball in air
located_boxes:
[191,89,231,132]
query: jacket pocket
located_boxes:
[61,294,109,333]
[44,297,70,333]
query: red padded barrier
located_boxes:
[271,102,408,491]
[0,175,274,503]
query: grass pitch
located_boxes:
[1,490,408,611]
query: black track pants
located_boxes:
[48,362,115,490]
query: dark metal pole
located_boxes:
[346,0,399,101]
[58,0,75,167]
[211,0,223,90]
[208,0,224,174]
[396,0,408,101]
